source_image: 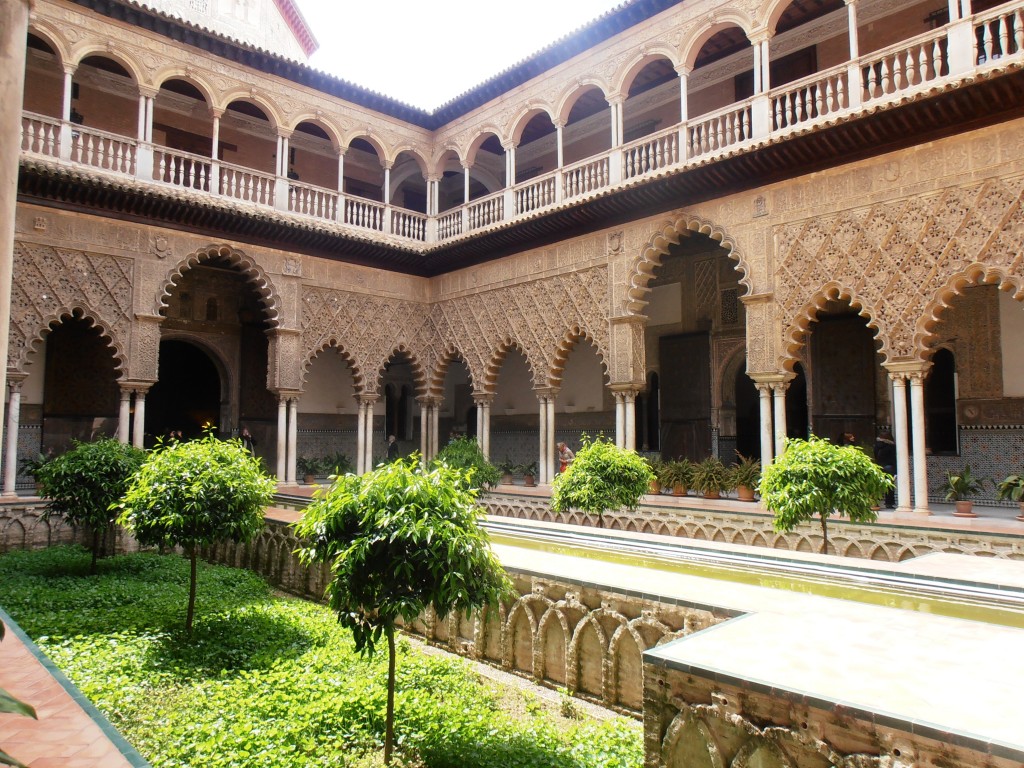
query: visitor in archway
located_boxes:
[841,432,857,447]
[874,430,896,509]
[240,426,256,456]
[386,434,400,462]
[557,442,575,473]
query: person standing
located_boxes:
[386,434,400,462]
[557,442,575,473]
[239,426,256,457]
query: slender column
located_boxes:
[419,399,428,465]
[614,393,626,448]
[144,94,154,142]
[287,398,298,484]
[753,39,763,94]
[538,395,548,485]
[137,95,148,142]
[761,39,772,91]
[624,392,637,451]
[909,373,930,515]
[431,403,440,459]
[677,67,690,122]
[211,112,221,160]
[62,69,74,122]
[546,397,556,483]
[280,134,290,177]
[132,390,147,448]
[756,384,774,467]
[772,382,789,458]
[355,401,367,474]
[118,388,132,444]
[463,165,471,204]
[0,0,31,457]
[481,400,492,460]
[555,123,564,168]
[277,396,287,481]
[506,145,516,186]
[890,374,912,513]
[948,0,961,21]
[365,398,377,471]
[3,381,22,496]
[383,165,391,204]
[845,0,860,59]
[336,148,346,192]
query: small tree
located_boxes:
[116,433,275,633]
[550,435,654,527]
[34,438,147,573]
[432,435,500,490]
[295,457,511,765]
[760,435,893,554]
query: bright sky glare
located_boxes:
[299,0,626,112]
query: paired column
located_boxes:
[612,389,639,450]
[473,394,492,460]
[132,387,149,448]
[536,391,558,485]
[772,381,789,459]
[3,379,23,497]
[286,397,298,484]
[277,396,288,481]
[886,365,931,515]
[889,374,912,513]
[908,372,930,515]
[756,384,774,467]
[356,395,378,473]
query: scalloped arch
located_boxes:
[483,339,538,395]
[782,281,884,370]
[302,339,364,391]
[366,344,427,399]
[549,329,609,389]
[155,244,281,329]
[624,214,752,315]
[20,307,128,377]
[915,265,1024,360]
[426,345,476,399]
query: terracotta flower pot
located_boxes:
[736,485,755,502]
[703,490,720,500]
[953,499,977,517]
[1016,502,1024,522]
[672,482,686,496]
[649,479,662,495]
[523,474,536,487]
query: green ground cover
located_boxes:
[0,547,642,768]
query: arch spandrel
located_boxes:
[9,243,133,375]
[155,244,282,329]
[775,178,1024,365]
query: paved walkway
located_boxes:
[0,609,147,768]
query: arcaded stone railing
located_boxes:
[483,492,1024,561]
[201,517,736,713]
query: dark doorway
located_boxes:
[925,349,957,454]
[734,369,760,459]
[148,340,221,442]
[787,363,809,441]
[809,315,876,446]
[660,333,711,460]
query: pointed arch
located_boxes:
[549,328,610,389]
[624,215,752,315]
[782,282,883,370]
[155,244,282,328]
[484,339,538,394]
[19,307,127,377]
[366,344,427,399]
[427,344,477,399]
[662,709,725,768]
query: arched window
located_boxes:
[925,349,958,454]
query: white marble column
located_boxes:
[4,381,22,497]
[276,396,287,481]
[132,389,147,448]
[481,399,492,460]
[287,398,298,484]
[356,400,367,474]
[761,39,772,91]
[772,382,789,458]
[676,66,690,122]
[890,374,912,513]
[336,149,346,194]
[614,392,625,449]
[947,0,962,21]
[757,384,774,467]
[845,0,861,58]
[118,388,132,444]
[555,122,564,168]
[383,165,391,205]
[753,38,764,94]
[419,399,429,465]
[545,396,556,483]
[0,0,31,458]
[909,373,930,515]
[463,165,471,205]
[429,402,439,461]
[624,391,637,451]
[538,395,549,485]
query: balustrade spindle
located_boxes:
[1015,10,1023,53]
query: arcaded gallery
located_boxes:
[2,0,1024,765]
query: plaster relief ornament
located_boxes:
[33,217,47,232]
[152,236,170,258]
[284,256,302,276]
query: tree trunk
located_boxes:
[90,527,99,574]
[186,547,197,635]
[820,516,829,555]
[385,624,396,765]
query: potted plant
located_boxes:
[519,461,538,487]
[937,464,986,517]
[995,473,1024,521]
[498,458,515,486]
[644,458,664,494]
[297,456,324,484]
[323,452,353,477]
[661,459,693,496]
[730,453,761,502]
[691,456,732,499]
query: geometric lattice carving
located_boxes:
[776,178,1024,367]
[9,242,133,373]
[695,259,716,314]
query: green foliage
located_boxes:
[760,435,892,555]
[657,459,691,489]
[937,465,987,501]
[324,452,354,476]
[0,621,37,768]
[34,438,148,571]
[116,433,275,633]
[433,436,501,490]
[517,461,538,477]
[0,547,642,767]
[996,474,1024,503]
[550,436,654,527]
[729,453,761,489]
[690,456,732,495]
[295,457,513,763]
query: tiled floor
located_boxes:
[0,614,144,768]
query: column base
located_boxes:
[0,493,22,503]
[909,507,933,517]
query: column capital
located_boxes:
[609,383,642,394]
[62,63,79,77]
[471,391,494,405]
[276,127,294,139]
[208,105,225,119]
[883,360,931,379]
[748,371,793,386]
[749,29,774,45]
[461,160,473,171]
[605,92,626,106]
[138,85,160,100]
[843,0,859,6]
[673,63,693,77]
[358,393,380,406]
[501,138,517,151]
[533,387,559,400]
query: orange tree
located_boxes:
[295,457,511,765]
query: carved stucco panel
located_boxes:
[268,329,304,392]
[128,316,163,383]
[9,242,133,374]
[774,178,1024,368]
